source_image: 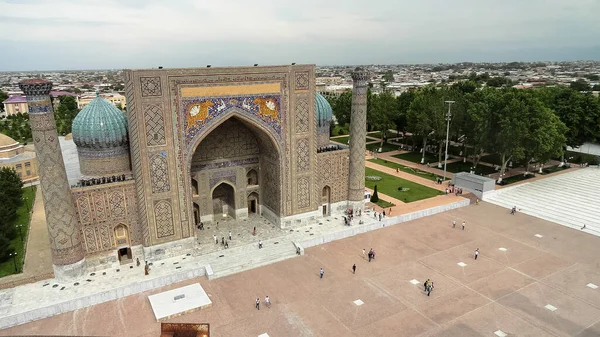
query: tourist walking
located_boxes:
[362,248,366,259]
[352,264,356,274]
[474,248,479,260]
[258,240,263,249]
[256,298,260,310]
[462,221,465,230]
[452,220,456,228]
[265,296,270,308]
[229,231,232,240]
[320,268,324,279]
[427,281,434,296]
[424,279,430,292]
[136,258,140,267]
[144,262,150,276]
[511,206,517,215]
[213,234,218,244]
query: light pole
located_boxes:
[9,252,17,273]
[443,101,455,180]
[16,224,23,242]
[23,196,29,213]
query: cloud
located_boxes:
[0,0,599,70]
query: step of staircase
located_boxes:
[207,241,298,280]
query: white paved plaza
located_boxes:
[484,167,600,235]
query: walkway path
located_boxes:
[0,188,53,288]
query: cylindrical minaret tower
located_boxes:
[19,79,86,280]
[347,68,369,210]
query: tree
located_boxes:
[55,95,79,135]
[393,90,416,143]
[368,90,397,149]
[0,91,8,112]
[536,87,600,162]
[0,167,23,242]
[570,79,590,92]
[370,185,379,203]
[329,90,352,126]
[486,77,513,88]
[382,70,394,83]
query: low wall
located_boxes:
[300,198,470,248]
[0,264,207,330]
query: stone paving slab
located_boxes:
[3,202,600,336]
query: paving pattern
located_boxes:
[3,202,600,337]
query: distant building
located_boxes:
[78,92,126,109]
[1,91,78,117]
[0,133,39,183]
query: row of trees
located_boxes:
[0,94,79,143]
[0,168,24,262]
[326,81,600,181]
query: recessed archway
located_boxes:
[322,186,331,216]
[188,113,282,224]
[248,192,259,214]
[212,182,236,218]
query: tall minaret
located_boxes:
[347,68,369,210]
[19,79,86,280]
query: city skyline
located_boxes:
[0,0,599,71]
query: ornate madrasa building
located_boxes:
[19,65,369,280]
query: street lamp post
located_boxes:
[9,252,17,273]
[23,197,29,213]
[443,101,455,181]
[16,224,23,242]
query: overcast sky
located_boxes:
[1,0,599,71]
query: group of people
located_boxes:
[452,220,466,230]
[373,209,390,221]
[255,296,270,310]
[445,184,463,195]
[510,206,518,215]
[213,232,233,249]
[363,248,376,262]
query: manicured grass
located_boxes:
[365,167,443,203]
[541,165,570,175]
[445,161,497,176]
[331,135,350,144]
[367,142,400,153]
[498,173,535,185]
[393,151,440,165]
[367,130,396,140]
[368,159,443,182]
[0,186,36,277]
[371,198,395,208]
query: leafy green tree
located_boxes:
[0,113,31,143]
[486,77,513,88]
[368,90,397,148]
[0,91,8,112]
[329,90,352,126]
[536,87,600,159]
[393,90,415,142]
[55,95,79,135]
[382,70,395,83]
[0,167,23,242]
[452,80,478,94]
[570,79,590,92]
[370,185,379,203]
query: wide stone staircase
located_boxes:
[484,168,600,235]
[205,239,298,280]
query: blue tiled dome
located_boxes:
[72,95,128,149]
[316,93,333,127]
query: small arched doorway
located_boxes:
[322,186,331,216]
[191,178,199,195]
[247,192,259,214]
[247,169,258,186]
[212,182,236,218]
[193,202,200,226]
[114,224,132,264]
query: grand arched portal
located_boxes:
[190,115,281,223]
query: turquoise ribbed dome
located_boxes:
[72,95,128,149]
[316,93,333,127]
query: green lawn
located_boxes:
[371,198,395,208]
[499,174,535,185]
[541,165,570,175]
[365,167,442,203]
[0,186,36,277]
[393,151,440,164]
[367,130,397,140]
[367,142,400,153]
[331,135,350,144]
[445,161,497,175]
[368,159,444,182]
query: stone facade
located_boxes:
[124,65,338,248]
[71,181,141,254]
[20,79,86,280]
